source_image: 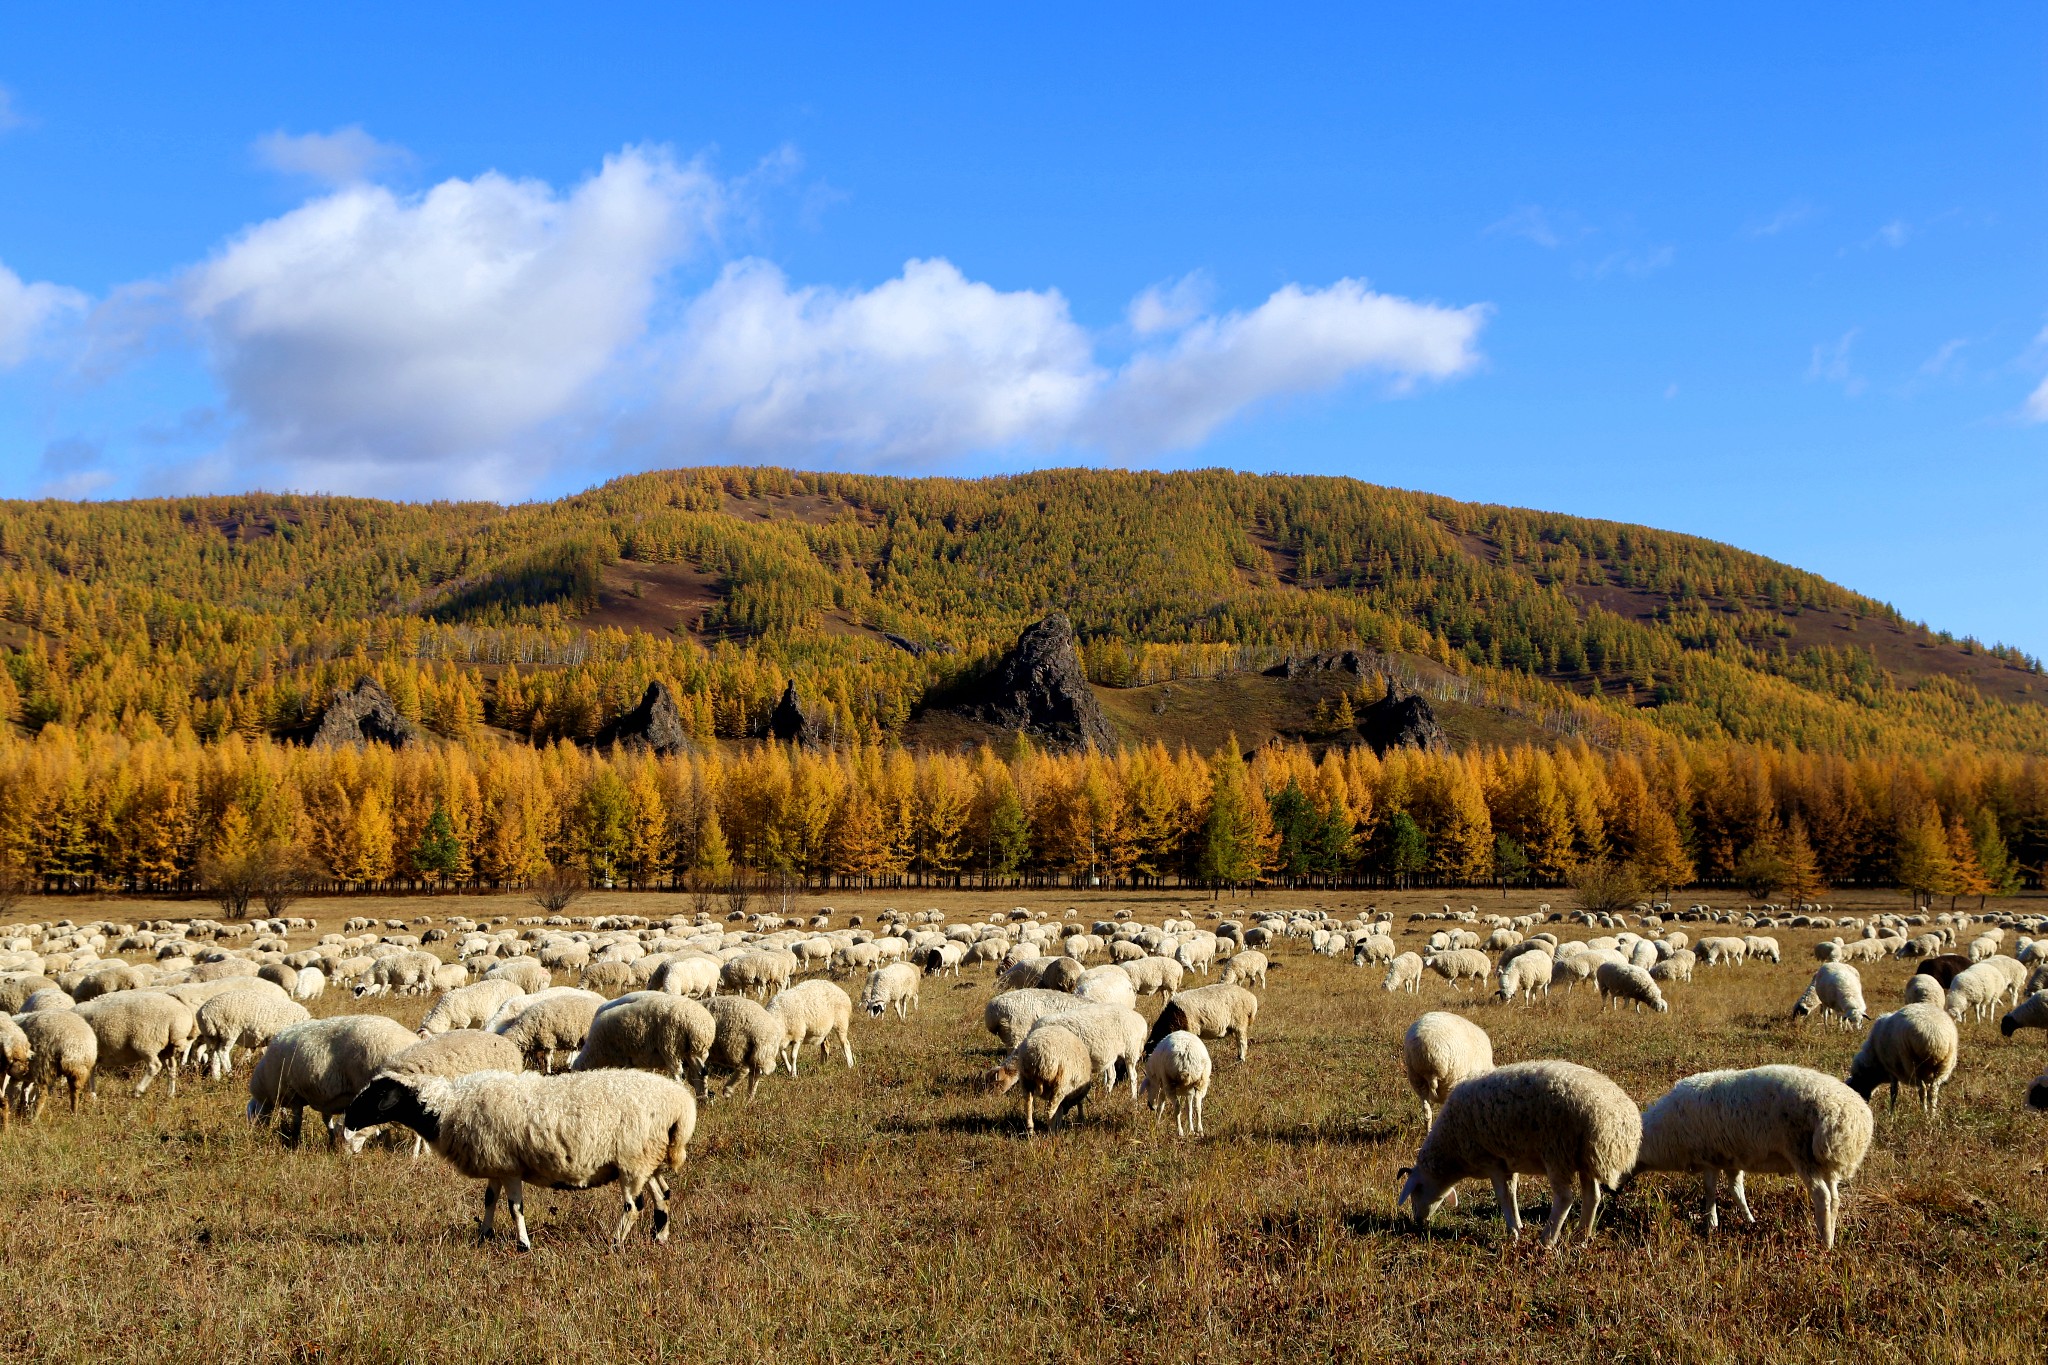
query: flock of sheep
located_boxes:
[3,894,2046,1254]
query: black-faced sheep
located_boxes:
[1147,984,1259,1062]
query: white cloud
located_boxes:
[1807,329,1865,397]
[1582,244,1675,280]
[2025,376,2048,423]
[184,146,720,490]
[1128,273,1213,336]
[1485,205,1567,249]
[253,125,411,186]
[0,85,23,133]
[1743,200,1815,238]
[0,259,87,366]
[1874,219,1912,249]
[1918,338,1967,377]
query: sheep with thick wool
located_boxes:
[1141,1030,1212,1137]
[767,980,855,1075]
[992,1020,1097,1135]
[1425,949,1492,991]
[342,1028,525,1156]
[419,980,527,1037]
[1403,1012,1494,1129]
[1219,950,1268,991]
[1636,1065,1872,1250]
[1902,974,1946,1007]
[1147,983,1259,1062]
[492,990,604,1072]
[0,1014,27,1124]
[247,1014,420,1147]
[12,1009,96,1119]
[1947,962,2021,1022]
[701,995,784,1100]
[860,963,921,1021]
[342,1068,696,1251]
[573,993,716,1088]
[1596,961,1669,1013]
[1075,965,1139,1011]
[72,991,198,1097]
[1396,1060,1641,1248]
[1496,950,1553,1006]
[1382,953,1424,994]
[484,958,551,994]
[984,988,1094,1050]
[2000,990,2048,1039]
[1846,1005,1959,1114]
[195,989,311,1079]
[1793,964,1868,1030]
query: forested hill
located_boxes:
[0,465,2042,756]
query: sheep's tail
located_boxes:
[662,1110,691,1177]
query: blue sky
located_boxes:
[1,4,2042,655]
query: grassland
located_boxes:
[3,887,2047,1365]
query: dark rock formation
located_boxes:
[1357,677,1446,756]
[309,677,421,749]
[881,632,926,657]
[1265,649,1369,679]
[954,613,1115,750]
[597,681,692,754]
[767,681,827,747]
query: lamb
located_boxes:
[247,1014,420,1147]
[13,1009,96,1119]
[1946,962,2019,1022]
[1146,983,1260,1062]
[1141,1030,1213,1137]
[1425,949,1492,991]
[493,990,605,1072]
[860,963,921,1021]
[1792,964,1868,1030]
[341,1068,697,1250]
[1403,1012,1494,1129]
[767,980,855,1075]
[2000,990,2048,1039]
[1596,961,1669,1013]
[71,991,199,1097]
[419,979,527,1037]
[1846,1005,1959,1114]
[1396,1060,1641,1248]
[342,1029,526,1156]
[991,1020,1096,1135]
[1218,950,1268,991]
[1495,950,1553,1006]
[1382,953,1424,993]
[701,995,785,1100]
[1635,1065,1873,1249]
[573,992,716,1090]
[195,989,312,1079]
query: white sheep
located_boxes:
[1075,965,1139,1010]
[342,1028,526,1156]
[701,995,785,1100]
[1382,953,1424,994]
[1495,950,1553,1006]
[1396,1060,1641,1248]
[11,1009,95,1119]
[341,1068,697,1250]
[722,949,798,1000]
[1595,961,1668,1013]
[248,1014,420,1147]
[992,1021,1096,1135]
[860,963,921,1020]
[419,979,527,1037]
[1425,949,1492,991]
[767,980,855,1075]
[1793,964,1868,1030]
[1147,983,1259,1063]
[647,955,721,999]
[1636,1065,1873,1249]
[574,992,717,1088]
[0,1014,28,1123]
[1649,949,1695,986]
[1219,950,1268,991]
[72,992,199,1097]
[1141,1030,1212,1137]
[1946,962,2019,1022]
[195,989,312,1079]
[983,988,1094,1050]
[1403,1012,1494,1128]
[1846,1004,1959,1114]
[493,990,605,1072]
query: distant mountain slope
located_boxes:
[0,466,2040,755]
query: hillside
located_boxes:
[0,465,2042,757]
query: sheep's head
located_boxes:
[989,1060,1021,1095]
[1394,1164,1451,1226]
[2001,1014,2020,1038]
[341,1075,440,1147]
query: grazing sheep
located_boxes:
[247,1015,420,1147]
[1946,963,2019,1023]
[1745,936,1782,964]
[2000,990,2048,1039]
[767,980,855,1075]
[1147,984,1259,1062]
[1075,965,1140,1011]
[574,993,716,1088]
[0,974,56,1014]
[1141,1030,1212,1137]
[484,958,551,994]
[72,992,199,1097]
[1396,1060,1641,1248]
[1793,964,1868,1030]
[14,1009,96,1119]
[1496,950,1553,1006]
[860,963,921,1021]
[1636,1065,1873,1250]
[983,988,1095,1050]
[290,967,327,1002]
[1353,934,1398,967]
[721,949,799,1000]
[493,990,604,1072]
[647,955,720,999]
[1383,952,1424,994]
[1846,1005,1959,1115]
[1426,949,1492,991]
[1219,950,1268,991]
[20,988,73,1012]
[0,1014,27,1124]
[579,961,636,997]
[195,989,312,1079]
[992,1021,1096,1135]
[342,1029,526,1156]
[341,1069,697,1251]
[1403,1012,1495,1129]
[419,980,527,1037]
[1596,961,1669,1013]
[1902,974,1945,1007]
[701,995,785,1100]
[1650,949,1696,986]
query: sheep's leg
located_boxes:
[1809,1177,1834,1250]
[1236,1028,1248,1063]
[1731,1170,1755,1224]
[1536,1170,1574,1249]
[785,1045,799,1078]
[1927,1081,1942,1116]
[166,1050,180,1099]
[612,1179,643,1248]
[1420,1100,1434,1130]
[411,1133,425,1160]
[1025,1092,1037,1136]
[1194,1090,1205,1136]
[746,1068,763,1101]
[1576,1173,1603,1244]
[645,1175,672,1244]
[480,1182,501,1243]
[1701,1169,1720,1229]
[508,1177,532,1252]
[1492,1175,1521,1240]
[133,1058,159,1098]
[839,1028,854,1068]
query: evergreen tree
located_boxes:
[1198,742,1260,898]
[410,803,464,890]
[1892,810,1953,910]
[1779,817,1824,907]
[1492,834,1530,899]
[1971,808,2022,903]
[986,788,1030,883]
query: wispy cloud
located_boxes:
[1742,200,1815,238]
[1807,328,1865,397]
[0,84,26,135]
[1871,219,1912,249]
[1484,205,1572,249]
[1580,244,1675,280]
[1917,338,1967,378]
[0,259,88,367]
[253,125,413,186]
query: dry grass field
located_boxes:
[3,887,2047,1365]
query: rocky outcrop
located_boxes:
[1265,650,1369,679]
[598,681,691,754]
[767,681,827,747]
[954,613,1115,750]
[1358,677,1445,756]
[309,677,420,749]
